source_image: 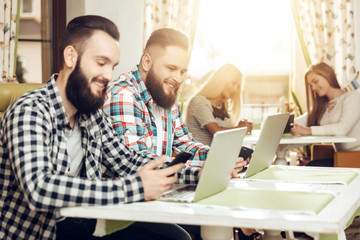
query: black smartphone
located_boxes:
[167,151,193,177]
[238,146,254,160]
[283,114,295,133]
[167,151,193,168]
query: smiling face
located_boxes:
[306,71,332,97]
[145,45,189,109]
[66,30,120,114]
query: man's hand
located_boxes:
[138,156,184,201]
[197,156,249,180]
[231,157,248,178]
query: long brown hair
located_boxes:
[305,62,341,126]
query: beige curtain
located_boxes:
[291,0,358,89]
[143,0,201,48]
[0,0,20,83]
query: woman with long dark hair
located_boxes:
[291,62,360,166]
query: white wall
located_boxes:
[66,0,144,78]
[17,42,42,83]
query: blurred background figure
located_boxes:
[185,63,253,146]
[291,62,360,167]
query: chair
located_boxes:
[334,151,360,168]
[0,83,44,118]
[310,144,335,161]
[310,144,360,168]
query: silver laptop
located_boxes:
[242,113,290,178]
[160,127,248,203]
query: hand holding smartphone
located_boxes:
[167,151,193,176]
[238,146,254,160]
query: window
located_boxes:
[184,0,292,125]
[22,0,33,14]
[188,0,291,77]
[17,0,66,83]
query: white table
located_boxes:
[60,166,360,240]
[243,130,356,165]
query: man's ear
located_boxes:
[141,52,152,72]
[63,45,78,69]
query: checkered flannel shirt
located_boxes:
[0,74,200,240]
[103,65,210,169]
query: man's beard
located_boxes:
[66,61,107,114]
[145,67,179,109]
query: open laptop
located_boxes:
[160,127,248,203]
[240,112,290,178]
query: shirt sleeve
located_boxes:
[103,84,158,158]
[294,112,308,126]
[189,95,217,128]
[311,92,360,136]
[3,101,146,212]
[172,104,210,167]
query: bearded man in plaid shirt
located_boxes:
[102,28,248,172]
[0,15,201,240]
[102,28,250,240]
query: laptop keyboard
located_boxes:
[162,185,197,199]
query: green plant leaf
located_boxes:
[291,90,303,116]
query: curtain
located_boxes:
[143,0,201,48]
[291,0,358,89]
[0,0,20,83]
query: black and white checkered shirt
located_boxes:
[0,74,200,239]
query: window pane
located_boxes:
[17,0,51,83]
[22,0,33,13]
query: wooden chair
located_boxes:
[310,144,335,161]
[310,144,360,168]
[334,151,360,168]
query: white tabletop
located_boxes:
[243,130,356,165]
[243,130,356,145]
[60,166,360,239]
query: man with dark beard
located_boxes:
[103,27,247,173]
[102,28,252,240]
[0,16,200,240]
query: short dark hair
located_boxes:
[59,15,120,69]
[144,27,190,52]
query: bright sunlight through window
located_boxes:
[188,0,292,79]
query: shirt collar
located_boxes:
[129,65,153,106]
[46,74,72,131]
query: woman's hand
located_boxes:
[238,119,253,134]
[290,123,312,135]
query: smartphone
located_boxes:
[283,114,295,133]
[238,146,254,160]
[166,152,193,177]
[167,151,193,168]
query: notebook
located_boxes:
[241,113,290,178]
[160,127,248,203]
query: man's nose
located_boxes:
[103,67,113,82]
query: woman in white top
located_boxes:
[291,62,360,166]
[185,63,253,146]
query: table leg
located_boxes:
[274,144,288,165]
[200,225,233,240]
[274,144,307,165]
